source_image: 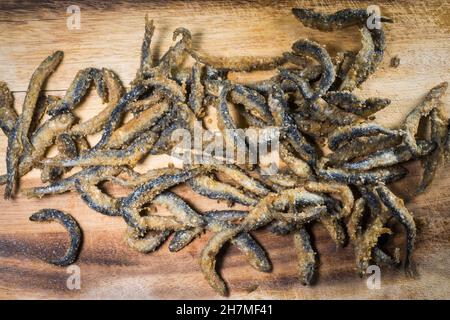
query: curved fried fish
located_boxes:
[339,27,375,91]
[230,84,273,124]
[120,167,206,230]
[290,39,335,101]
[29,209,82,266]
[18,51,64,148]
[48,67,104,116]
[199,227,241,296]
[216,84,241,150]
[292,8,391,89]
[69,68,125,137]
[156,27,192,77]
[171,212,271,272]
[199,198,325,296]
[354,215,391,276]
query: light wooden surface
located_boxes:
[0,0,449,299]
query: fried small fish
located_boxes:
[107,100,170,149]
[376,185,416,276]
[43,131,158,167]
[292,8,391,89]
[294,228,317,285]
[328,123,401,151]
[69,68,125,137]
[317,165,408,185]
[416,108,448,194]
[41,133,78,183]
[48,67,104,116]
[327,134,403,165]
[402,82,448,156]
[137,15,156,78]
[5,51,64,198]
[292,8,393,31]
[339,27,375,91]
[268,84,317,165]
[230,84,273,124]
[304,181,354,218]
[189,50,285,72]
[2,113,75,195]
[75,181,121,216]
[212,164,271,197]
[153,191,204,227]
[120,167,206,230]
[0,81,17,136]
[188,175,259,206]
[29,209,82,266]
[188,62,205,118]
[342,142,435,171]
[23,166,122,198]
[324,91,390,118]
[125,227,171,254]
[290,39,335,101]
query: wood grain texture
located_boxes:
[0,0,449,299]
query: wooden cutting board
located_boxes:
[0,0,449,299]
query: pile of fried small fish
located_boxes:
[1,8,448,296]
